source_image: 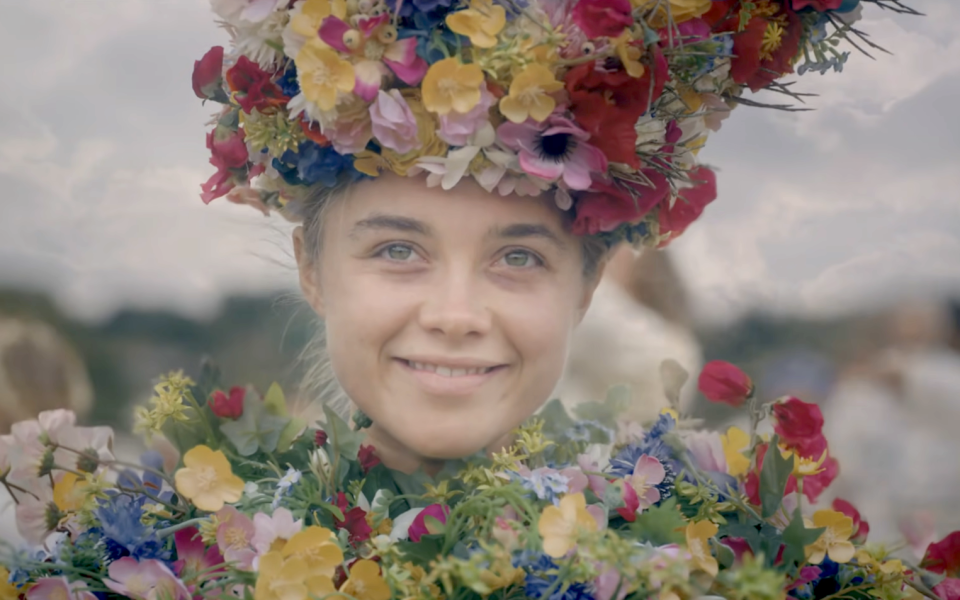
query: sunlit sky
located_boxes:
[1,0,958,324]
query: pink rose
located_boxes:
[370,89,420,154]
[438,83,496,146]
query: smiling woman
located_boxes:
[292,173,608,472]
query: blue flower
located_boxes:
[274,141,358,187]
[94,494,168,561]
[515,553,595,600]
[510,469,570,505]
[277,64,301,97]
[272,467,302,509]
[609,413,679,500]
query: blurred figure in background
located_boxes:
[824,298,960,547]
[0,317,94,545]
[558,245,702,423]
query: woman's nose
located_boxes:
[417,267,493,339]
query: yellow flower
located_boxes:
[53,472,93,513]
[281,526,344,578]
[174,445,244,512]
[686,520,719,576]
[422,58,485,115]
[635,0,712,23]
[880,559,905,575]
[720,426,751,477]
[478,556,525,593]
[340,559,391,600]
[612,32,645,78]
[0,567,20,600]
[499,63,563,123]
[290,0,346,39]
[254,551,336,600]
[446,0,506,49]
[295,38,356,111]
[538,492,598,558]
[789,449,828,478]
[805,510,855,565]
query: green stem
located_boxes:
[184,389,219,447]
[22,561,104,581]
[156,517,209,539]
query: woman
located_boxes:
[188,0,877,473]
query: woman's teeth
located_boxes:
[407,361,492,377]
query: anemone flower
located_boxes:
[497,114,607,191]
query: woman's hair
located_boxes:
[294,179,610,414]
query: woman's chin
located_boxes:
[397,427,496,461]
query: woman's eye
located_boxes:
[500,250,541,268]
[379,243,416,261]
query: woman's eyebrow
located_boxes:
[350,213,432,238]
[490,223,567,250]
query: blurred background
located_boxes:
[0,1,958,546]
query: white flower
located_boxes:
[309,447,330,478]
[693,57,732,93]
[634,116,668,154]
[252,507,303,556]
[210,0,284,25]
[271,468,302,509]
[418,121,496,190]
[231,11,289,69]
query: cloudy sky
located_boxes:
[0,0,957,324]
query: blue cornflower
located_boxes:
[94,494,168,561]
[609,413,679,500]
[511,469,570,505]
[515,553,595,600]
[274,142,358,188]
[277,64,301,97]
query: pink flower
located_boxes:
[593,565,629,600]
[698,360,753,407]
[577,455,609,498]
[626,455,665,511]
[173,526,224,579]
[104,558,191,600]
[438,83,496,146]
[571,0,633,38]
[319,14,427,101]
[497,115,607,190]
[409,504,450,542]
[787,566,822,591]
[215,506,256,570]
[27,577,97,600]
[370,90,420,154]
[252,507,303,556]
[684,431,728,474]
[934,578,960,600]
[319,98,373,155]
[15,478,56,545]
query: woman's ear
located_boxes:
[293,226,326,318]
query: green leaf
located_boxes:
[160,406,209,456]
[759,435,793,518]
[313,499,345,523]
[262,382,288,417]
[221,392,290,456]
[277,417,307,454]
[322,404,363,461]
[538,399,575,438]
[573,384,631,430]
[631,497,686,545]
[398,534,445,564]
[780,509,824,571]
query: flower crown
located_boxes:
[194,0,918,246]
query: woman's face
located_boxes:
[296,174,601,471]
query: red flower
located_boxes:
[832,498,869,542]
[657,166,717,245]
[571,171,670,235]
[745,443,796,505]
[722,537,753,563]
[787,566,822,591]
[745,443,835,504]
[571,0,633,39]
[791,0,842,10]
[772,397,826,458]
[193,46,226,102]
[616,480,640,522]
[798,453,837,503]
[358,445,381,473]
[224,56,289,114]
[209,386,245,420]
[697,360,754,407]
[314,429,328,447]
[934,579,960,600]
[333,492,373,545]
[564,48,669,166]
[923,531,960,577]
[200,125,250,204]
[409,504,450,542]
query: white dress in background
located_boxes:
[557,280,703,424]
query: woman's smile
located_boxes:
[393,357,509,397]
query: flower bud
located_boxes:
[192,46,225,101]
[697,360,753,407]
[314,429,328,447]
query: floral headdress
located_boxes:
[194,0,919,246]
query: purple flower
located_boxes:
[497,114,607,190]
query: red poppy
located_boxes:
[571,171,670,236]
[565,47,669,166]
[656,166,717,246]
[923,531,960,577]
[571,0,633,38]
[772,397,826,458]
[225,56,289,114]
[209,386,245,420]
[334,492,373,545]
[697,360,754,407]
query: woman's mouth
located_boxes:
[395,358,507,395]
